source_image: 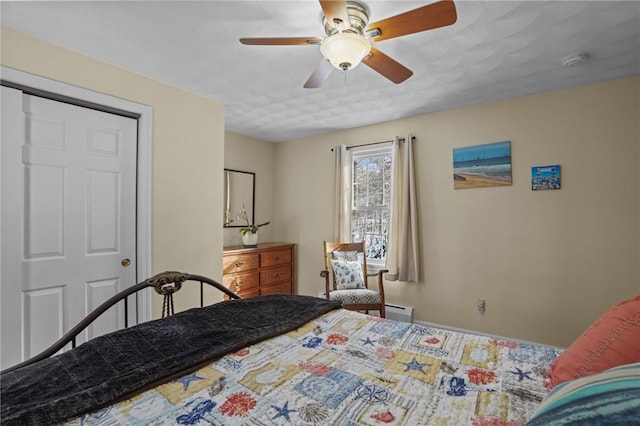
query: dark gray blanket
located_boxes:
[0,294,342,425]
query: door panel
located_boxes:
[87,170,120,252]
[23,286,65,357]
[25,164,65,257]
[1,87,138,369]
[86,278,120,341]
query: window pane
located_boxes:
[351,147,391,261]
[353,156,389,208]
[383,157,392,205]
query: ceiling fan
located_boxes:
[240,0,457,88]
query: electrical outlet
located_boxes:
[477,299,486,314]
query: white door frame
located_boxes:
[0,65,153,323]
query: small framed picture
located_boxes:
[531,165,561,190]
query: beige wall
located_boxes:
[1,27,226,316]
[223,131,276,247]
[5,27,638,348]
[273,76,640,348]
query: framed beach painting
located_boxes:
[453,141,512,189]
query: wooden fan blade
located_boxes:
[319,0,351,29]
[362,47,413,84]
[367,0,457,42]
[240,37,322,46]
[304,58,334,88]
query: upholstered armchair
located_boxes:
[320,241,387,318]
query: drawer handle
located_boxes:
[236,280,243,290]
[274,273,281,278]
[235,261,244,267]
[272,256,280,261]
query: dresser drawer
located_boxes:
[260,265,290,285]
[260,250,291,268]
[223,254,259,274]
[223,243,296,299]
[236,288,260,299]
[223,272,259,293]
[224,286,259,301]
[260,281,291,296]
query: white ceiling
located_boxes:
[2,1,639,142]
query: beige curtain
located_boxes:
[385,135,419,281]
[333,145,351,241]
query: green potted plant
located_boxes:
[236,206,269,247]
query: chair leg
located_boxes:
[380,305,386,319]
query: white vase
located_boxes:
[242,232,258,247]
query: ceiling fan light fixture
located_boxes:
[320,33,371,71]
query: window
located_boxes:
[350,144,392,265]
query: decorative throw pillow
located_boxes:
[332,250,358,262]
[330,259,365,290]
[526,362,640,425]
[547,294,640,388]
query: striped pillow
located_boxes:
[526,362,640,425]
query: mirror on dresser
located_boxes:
[223,169,255,228]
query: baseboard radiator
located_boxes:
[385,303,414,323]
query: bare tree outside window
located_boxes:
[351,146,392,263]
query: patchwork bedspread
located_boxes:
[68,309,559,425]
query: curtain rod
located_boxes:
[330,136,415,151]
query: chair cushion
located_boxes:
[547,293,640,388]
[329,289,382,305]
[330,259,365,290]
[332,250,358,262]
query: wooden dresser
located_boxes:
[222,243,295,298]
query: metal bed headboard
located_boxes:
[2,271,240,374]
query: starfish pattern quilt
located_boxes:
[66,308,558,425]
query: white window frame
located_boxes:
[350,143,393,269]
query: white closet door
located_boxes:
[1,86,138,369]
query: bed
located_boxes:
[2,272,638,425]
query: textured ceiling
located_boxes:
[2,1,639,142]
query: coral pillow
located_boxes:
[548,293,640,388]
